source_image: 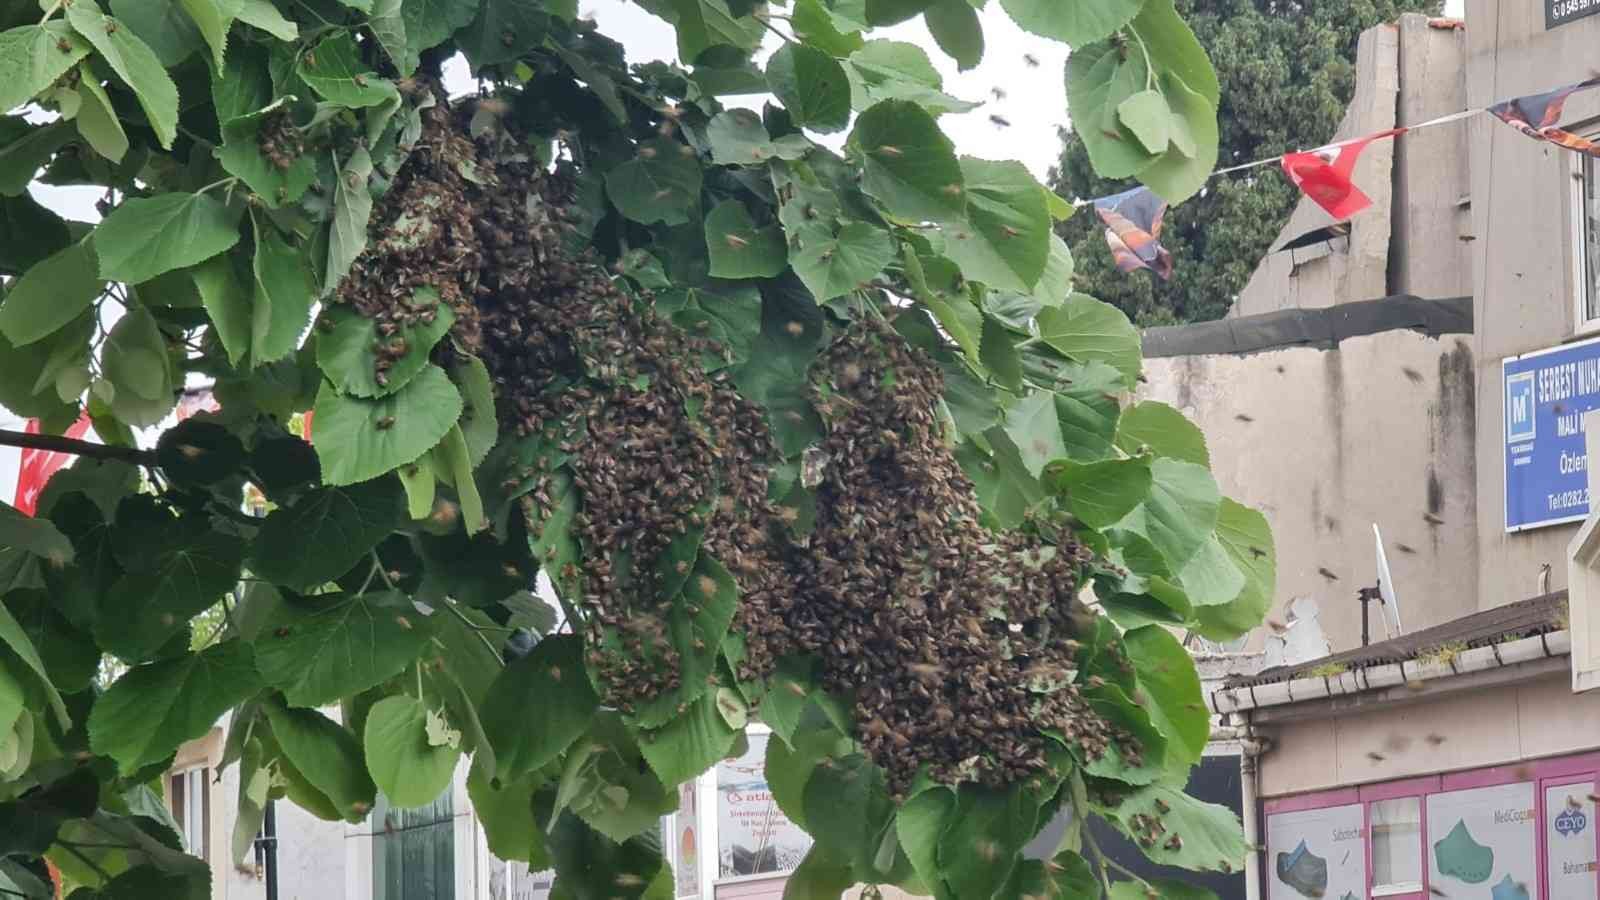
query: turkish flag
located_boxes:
[13,413,93,516]
[1280,130,1402,220]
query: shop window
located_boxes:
[1370,797,1422,895]
[715,732,811,879]
[1426,782,1537,899]
[1264,803,1365,900]
[1580,149,1599,328]
[168,767,210,862]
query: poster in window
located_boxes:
[1426,782,1536,900]
[676,781,700,897]
[1266,803,1365,900]
[715,732,812,878]
[1546,782,1597,900]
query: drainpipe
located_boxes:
[1231,716,1272,900]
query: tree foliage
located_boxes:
[1051,0,1442,325]
[0,0,1272,896]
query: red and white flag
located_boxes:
[13,413,94,516]
[1280,129,1403,221]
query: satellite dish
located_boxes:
[1372,524,1404,639]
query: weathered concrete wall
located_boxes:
[1139,16,1478,653]
[1141,332,1478,652]
[1464,0,1600,608]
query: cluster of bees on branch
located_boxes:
[334,93,1137,795]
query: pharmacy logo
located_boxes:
[1555,806,1588,837]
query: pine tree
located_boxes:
[1051,0,1442,324]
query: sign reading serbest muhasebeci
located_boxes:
[1502,336,1600,531]
[1549,0,1600,29]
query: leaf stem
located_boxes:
[194,176,240,196]
[442,600,504,666]
[38,0,62,23]
[372,552,397,590]
[57,844,115,885]
[0,428,157,467]
[1127,26,1156,92]
[1081,824,1116,898]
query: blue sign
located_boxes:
[1502,336,1600,531]
[1555,806,1589,837]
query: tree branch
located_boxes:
[0,428,157,467]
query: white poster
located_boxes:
[1427,782,1536,900]
[1546,781,1598,900]
[715,732,812,878]
[675,781,701,898]
[1266,804,1365,900]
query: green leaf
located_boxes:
[73,70,129,163]
[101,305,172,404]
[896,786,955,896]
[1177,534,1245,606]
[1113,458,1221,573]
[1108,784,1248,874]
[544,804,664,900]
[1118,89,1173,155]
[1047,456,1153,529]
[0,192,70,275]
[298,32,398,108]
[660,0,763,62]
[865,0,931,24]
[1115,401,1208,467]
[251,217,316,365]
[364,694,460,808]
[219,100,317,208]
[178,0,239,71]
[705,108,808,165]
[191,254,252,366]
[852,99,965,222]
[435,424,486,534]
[458,0,550,68]
[941,158,1051,292]
[450,356,497,467]
[0,119,73,198]
[625,555,739,728]
[802,753,895,876]
[311,363,463,486]
[924,0,982,70]
[0,598,68,728]
[847,40,977,114]
[0,241,103,346]
[235,0,296,39]
[88,641,261,772]
[1081,683,1166,785]
[1035,294,1141,388]
[980,314,1021,390]
[637,689,739,787]
[232,739,270,865]
[316,296,454,399]
[0,22,91,116]
[366,0,408,73]
[212,39,270,131]
[63,0,179,149]
[998,0,1144,45]
[156,420,245,486]
[939,784,1040,900]
[94,192,242,285]
[1137,73,1219,204]
[1064,42,1158,181]
[604,138,703,226]
[100,529,243,661]
[263,701,376,821]
[254,591,435,707]
[468,761,549,866]
[326,145,373,295]
[108,0,202,66]
[1002,390,1066,479]
[791,221,894,301]
[705,199,787,279]
[1193,498,1274,641]
[783,846,857,900]
[790,0,863,57]
[766,43,851,134]
[251,477,406,590]
[1124,625,1206,772]
[1128,0,1218,106]
[482,634,598,783]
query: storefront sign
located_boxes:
[1426,782,1537,897]
[1265,803,1365,900]
[1546,783,1598,900]
[1502,337,1600,531]
[1548,0,1600,30]
[715,733,812,878]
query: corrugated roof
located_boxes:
[1224,591,1570,688]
